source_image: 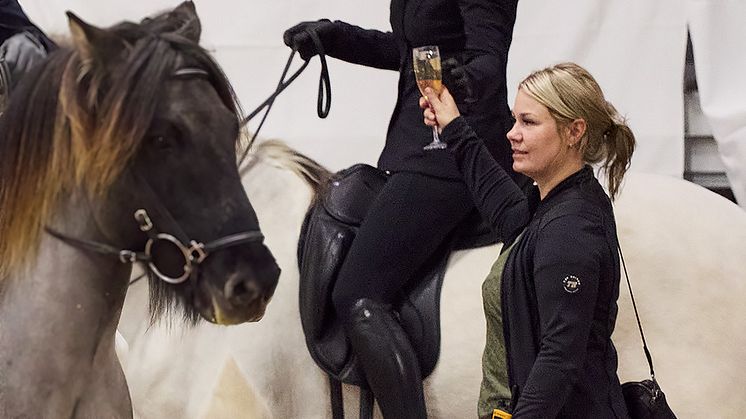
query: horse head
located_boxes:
[0,2,279,325]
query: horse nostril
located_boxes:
[224,275,259,304]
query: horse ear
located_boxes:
[171,1,201,43]
[66,12,126,67]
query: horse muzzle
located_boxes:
[195,254,280,325]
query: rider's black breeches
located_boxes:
[332,171,473,315]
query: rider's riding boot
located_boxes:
[344,298,427,419]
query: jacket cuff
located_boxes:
[440,116,475,145]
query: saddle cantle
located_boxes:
[297,163,500,388]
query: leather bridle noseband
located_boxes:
[46,207,263,285]
[46,66,264,285]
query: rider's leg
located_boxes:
[344,298,426,419]
[333,172,472,418]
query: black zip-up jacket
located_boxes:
[442,117,629,418]
[321,0,518,179]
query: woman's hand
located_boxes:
[419,86,461,133]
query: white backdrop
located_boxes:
[22,0,746,207]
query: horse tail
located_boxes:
[242,139,331,201]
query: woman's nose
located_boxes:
[506,124,519,142]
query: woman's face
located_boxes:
[506,89,577,185]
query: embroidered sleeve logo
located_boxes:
[562,275,581,293]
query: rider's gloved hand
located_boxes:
[442,57,475,106]
[283,19,337,61]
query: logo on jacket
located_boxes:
[563,275,581,293]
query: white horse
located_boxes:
[119,140,746,418]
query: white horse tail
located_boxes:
[242,139,331,201]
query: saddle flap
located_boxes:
[396,238,452,376]
[323,164,387,226]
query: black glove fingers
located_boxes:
[440,57,475,105]
[283,22,308,46]
[451,67,466,83]
[282,19,334,60]
[282,30,294,47]
[441,57,458,69]
[293,32,312,49]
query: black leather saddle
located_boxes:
[297,164,499,387]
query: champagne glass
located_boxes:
[412,45,446,150]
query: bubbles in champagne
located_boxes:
[413,54,442,95]
[417,79,443,96]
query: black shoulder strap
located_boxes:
[618,244,656,379]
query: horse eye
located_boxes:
[149,135,174,150]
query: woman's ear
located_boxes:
[567,118,587,146]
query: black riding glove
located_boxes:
[442,57,475,106]
[283,19,337,61]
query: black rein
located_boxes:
[238,27,331,164]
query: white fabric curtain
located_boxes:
[508,0,687,177]
[687,0,746,207]
[20,0,745,207]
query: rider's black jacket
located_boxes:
[0,0,55,50]
[442,117,629,418]
[321,0,518,180]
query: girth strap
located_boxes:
[327,374,375,419]
[329,376,344,419]
[359,387,374,419]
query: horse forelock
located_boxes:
[0,26,242,281]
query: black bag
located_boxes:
[618,248,677,419]
[622,379,676,419]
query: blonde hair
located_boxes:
[518,62,635,199]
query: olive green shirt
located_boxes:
[478,235,522,418]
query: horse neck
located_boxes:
[0,198,132,416]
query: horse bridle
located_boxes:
[46,207,263,285]
[46,66,265,285]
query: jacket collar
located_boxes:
[536,165,594,207]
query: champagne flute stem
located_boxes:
[428,102,442,143]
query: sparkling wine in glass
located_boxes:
[413,45,446,150]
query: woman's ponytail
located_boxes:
[602,102,635,199]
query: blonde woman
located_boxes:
[421,62,634,418]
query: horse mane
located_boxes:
[0,20,244,281]
[242,139,331,200]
